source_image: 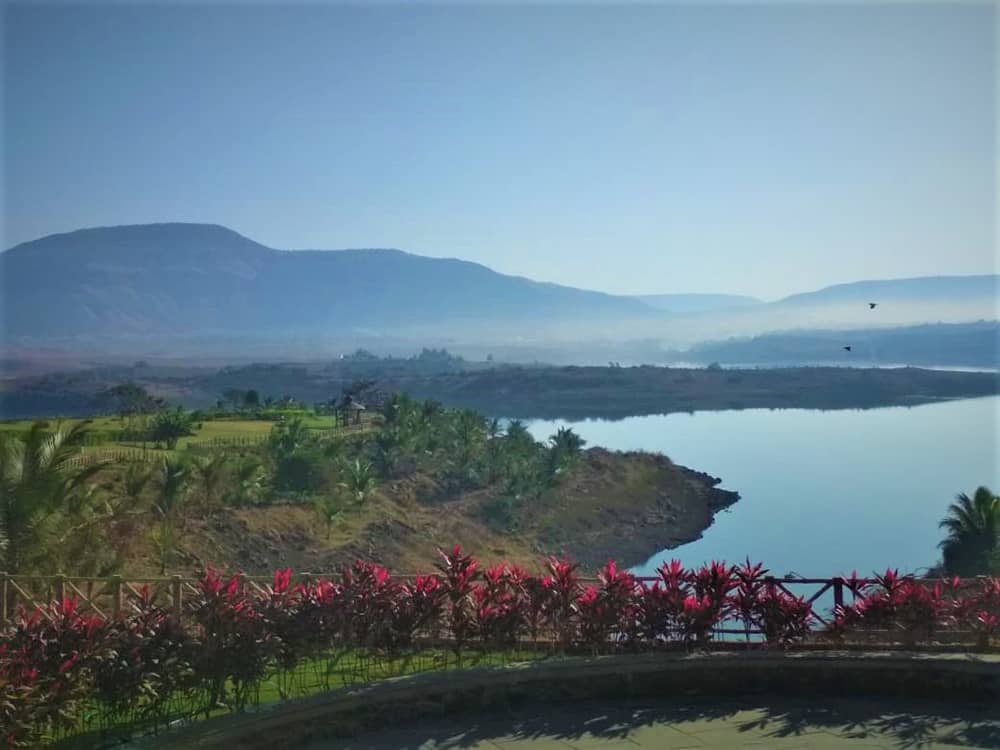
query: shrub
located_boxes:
[91,585,193,721]
[472,564,527,648]
[4,554,999,746]
[576,561,637,649]
[755,589,813,645]
[435,545,480,651]
[273,448,326,493]
[189,569,272,711]
[543,557,580,648]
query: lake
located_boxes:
[528,396,999,578]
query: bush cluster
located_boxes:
[2,551,998,747]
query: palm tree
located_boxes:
[120,462,152,510]
[268,418,309,459]
[193,454,227,512]
[939,486,999,576]
[153,458,188,520]
[549,427,586,457]
[547,427,586,479]
[151,458,189,574]
[226,456,265,507]
[314,495,343,540]
[0,421,105,573]
[504,420,532,450]
[341,459,377,506]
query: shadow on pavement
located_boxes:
[317,695,1000,749]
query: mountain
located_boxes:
[775,275,998,307]
[633,293,762,314]
[2,223,997,358]
[0,223,657,350]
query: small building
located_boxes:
[339,395,366,425]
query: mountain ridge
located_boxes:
[2,223,997,354]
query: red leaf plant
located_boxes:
[754,589,813,646]
[435,545,481,651]
[544,557,581,648]
[731,560,768,641]
[189,568,271,712]
[576,561,638,650]
[472,564,528,648]
[391,573,446,650]
[1,597,108,745]
[91,584,194,722]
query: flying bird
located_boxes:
[868,302,878,309]
[843,346,852,352]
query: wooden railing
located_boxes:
[0,572,876,628]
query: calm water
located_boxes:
[528,396,999,578]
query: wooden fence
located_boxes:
[0,572,876,629]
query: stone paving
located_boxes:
[315,696,1000,750]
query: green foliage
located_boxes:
[341,459,377,505]
[152,458,188,573]
[148,407,195,449]
[4,400,586,573]
[939,486,999,576]
[314,494,344,539]
[267,417,311,460]
[193,453,228,511]
[0,421,109,573]
[225,456,266,507]
[547,427,586,478]
[273,449,326,494]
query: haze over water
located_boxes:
[528,396,1000,578]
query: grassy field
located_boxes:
[0,414,343,455]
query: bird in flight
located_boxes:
[868,302,878,309]
[843,346,852,352]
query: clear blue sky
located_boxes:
[3,2,996,299]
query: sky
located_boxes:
[3,1,996,300]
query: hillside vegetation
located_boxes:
[0,397,736,577]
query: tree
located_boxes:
[149,407,195,449]
[152,458,188,573]
[243,389,260,409]
[225,457,266,507]
[341,459,377,505]
[119,462,152,510]
[314,495,344,540]
[939,486,999,576]
[222,388,246,411]
[101,382,163,436]
[193,454,228,512]
[549,427,585,457]
[0,422,106,573]
[268,418,309,460]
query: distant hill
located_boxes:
[774,275,998,306]
[2,223,996,357]
[633,293,762,313]
[0,223,656,348]
[672,321,1000,368]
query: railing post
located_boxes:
[0,572,8,625]
[833,577,844,611]
[171,575,183,618]
[111,575,123,619]
[54,573,66,604]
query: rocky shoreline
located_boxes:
[515,448,741,571]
